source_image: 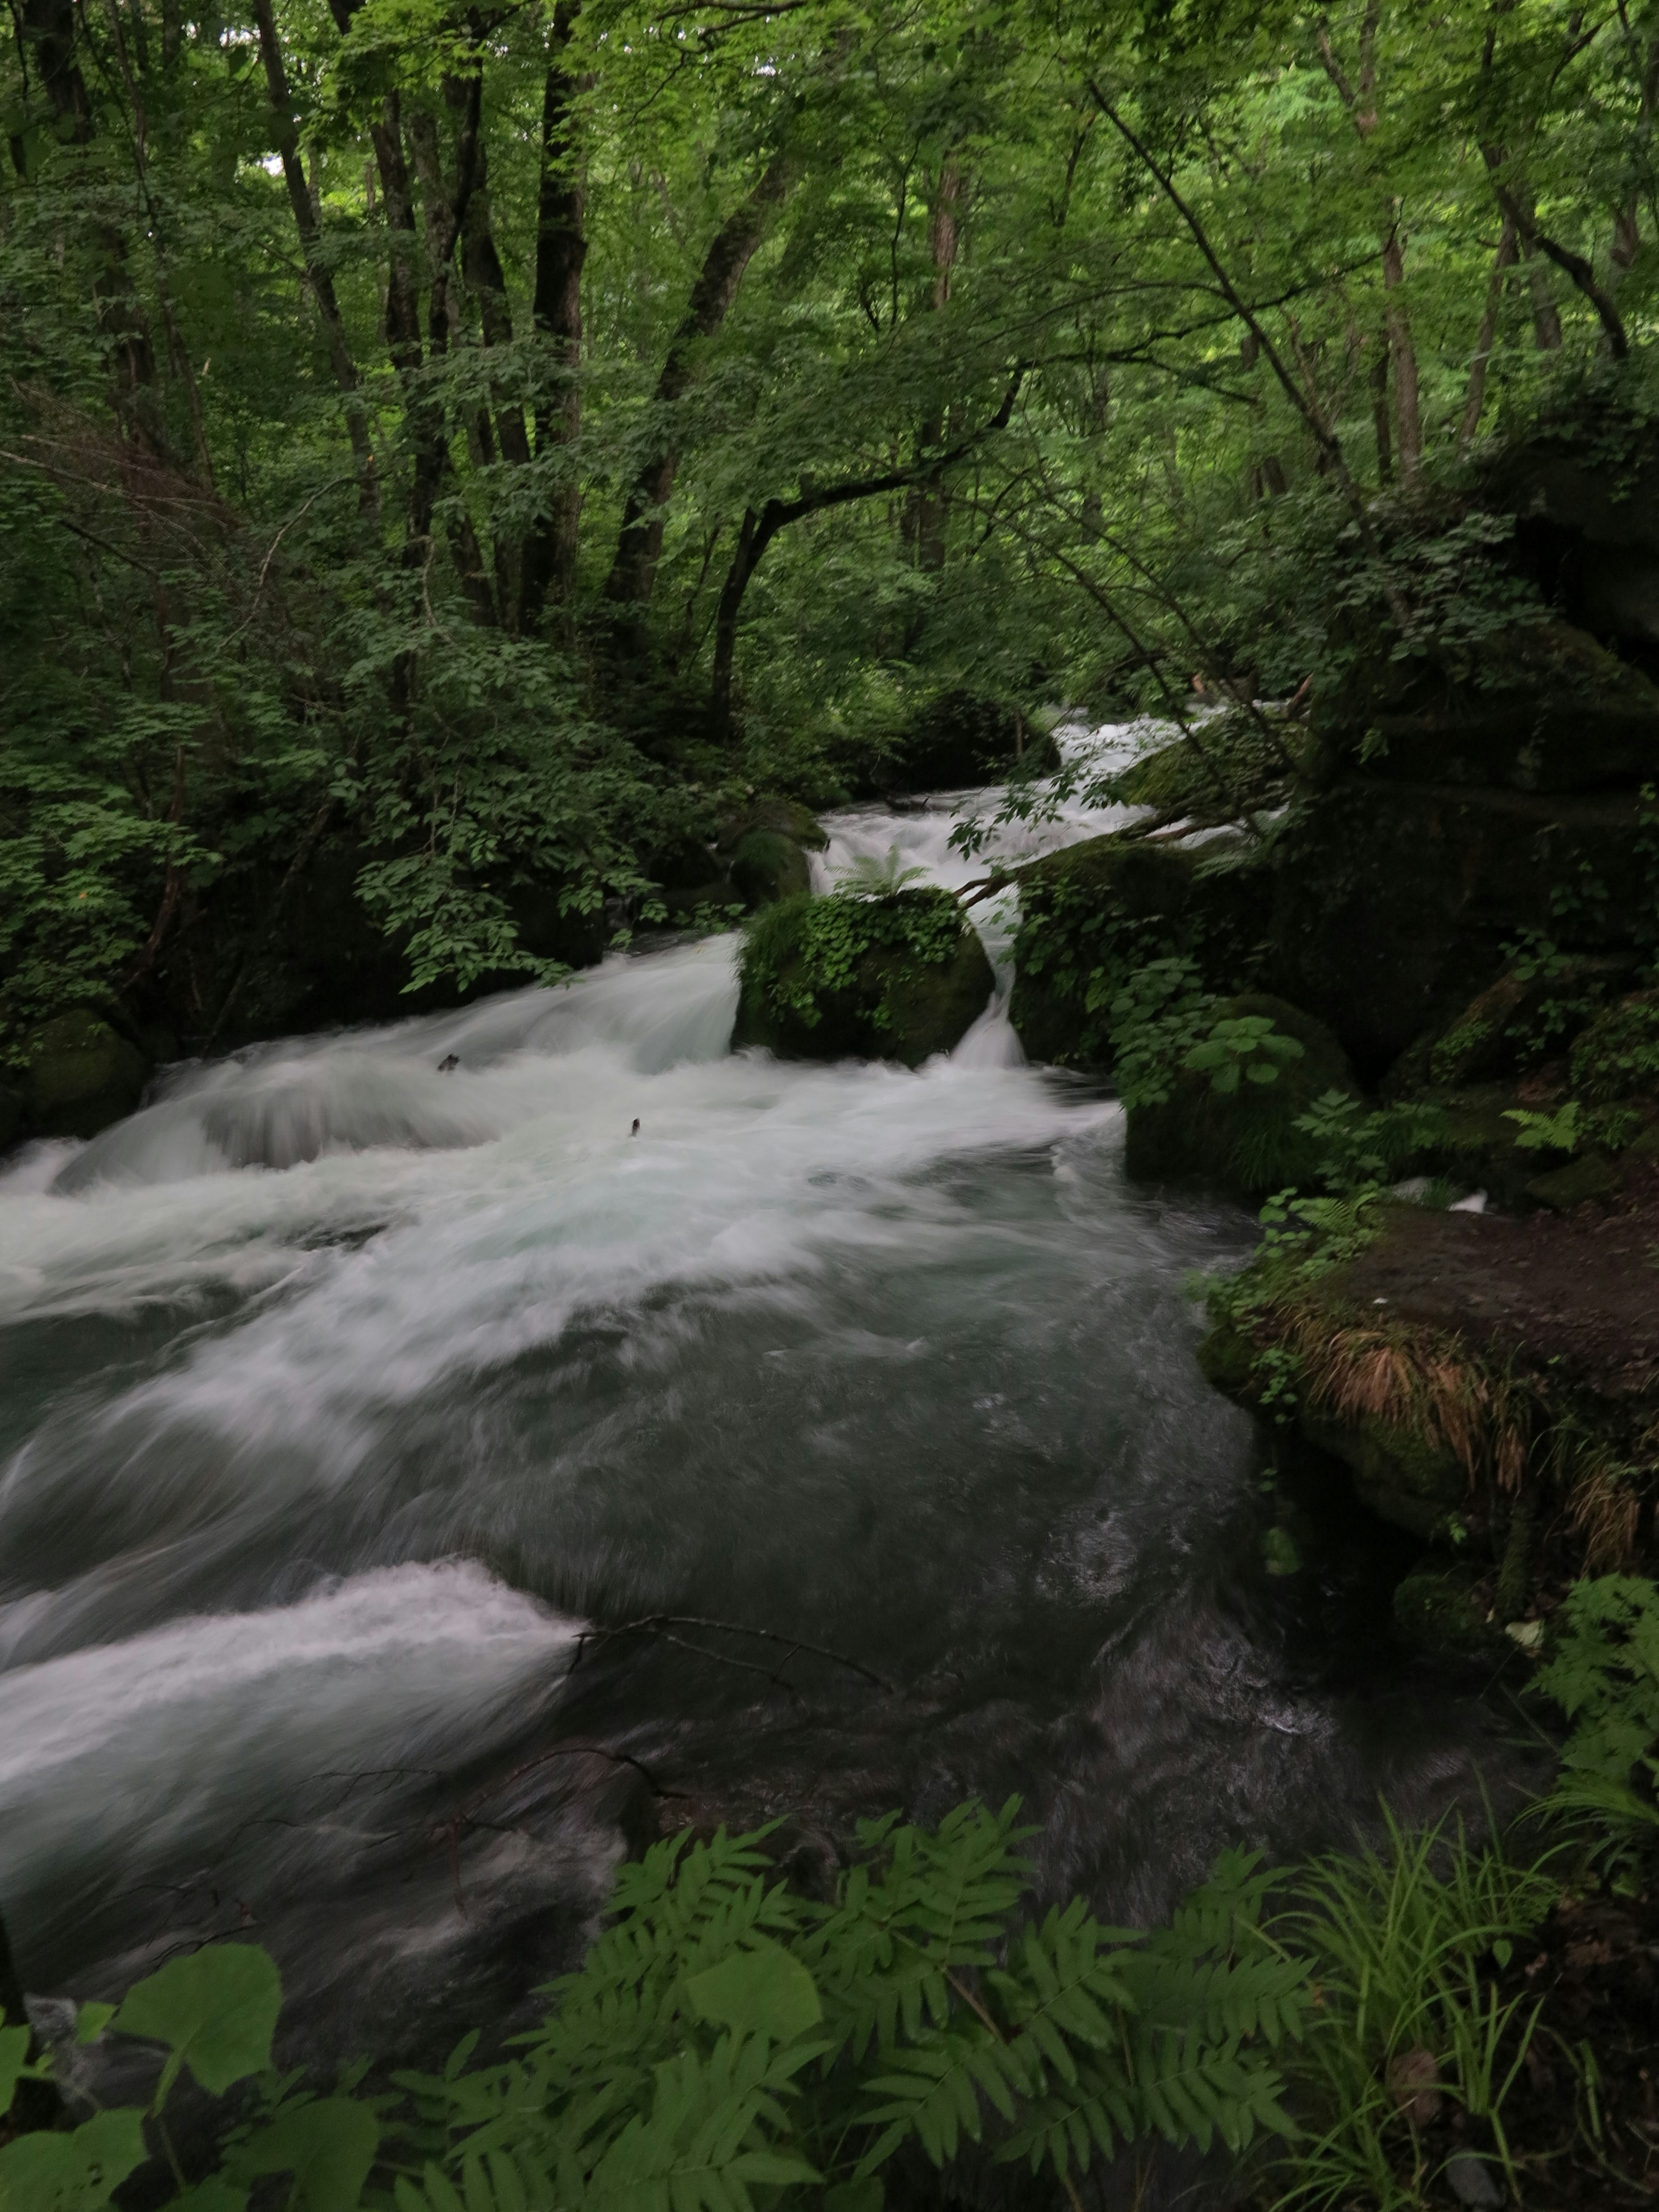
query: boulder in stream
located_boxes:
[1124,993,1361,1201]
[733,888,993,1066]
[16,1009,149,1142]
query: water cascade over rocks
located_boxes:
[0,737,1515,2081]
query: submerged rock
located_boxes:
[733,890,993,1066]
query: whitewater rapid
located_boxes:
[0,742,1510,2068]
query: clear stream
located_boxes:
[0,743,1509,2093]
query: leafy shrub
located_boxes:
[1568,992,1659,1105]
[0,1801,1309,2211]
[1535,1575,1659,1860]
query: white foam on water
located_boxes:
[0,1560,575,1899]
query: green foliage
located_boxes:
[0,1803,1309,2211]
[1185,1016,1304,1095]
[1569,993,1659,1106]
[1502,1102,1584,1155]
[1265,1813,1564,2212]
[1535,1575,1659,1856]
[740,886,963,1034]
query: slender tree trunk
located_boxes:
[1379,222,1422,477]
[523,2,586,626]
[405,85,493,622]
[21,0,162,449]
[1459,211,1518,449]
[251,0,378,515]
[1369,344,1393,484]
[903,159,963,577]
[604,146,796,612]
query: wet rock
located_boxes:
[1123,994,1361,1201]
[728,829,812,909]
[1008,833,1273,1069]
[733,891,994,1067]
[1267,779,1654,1076]
[18,1010,149,1141]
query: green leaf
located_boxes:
[163,2182,251,2212]
[236,2098,380,2212]
[825,2180,884,2212]
[0,2025,30,2117]
[76,2002,117,2046]
[0,2106,148,2210]
[112,1945,282,2108]
[685,1943,823,2041]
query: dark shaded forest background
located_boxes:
[3,0,1655,1065]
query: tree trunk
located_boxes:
[1458,211,1518,449]
[251,0,378,515]
[1379,225,1422,477]
[604,146,796,611]
[1369,343,1393,485]
[522,3,587,626]
[903,159,963,577]
[21,0,161,449]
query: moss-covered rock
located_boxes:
[717,795,828,855]
[1317,616,1659,795]
[1009,833,1273,1069]
[1301,1408,1469,1542]
[19,1010,149,1141]
[1123,994,1361,1200]
[1392,1562,1510,1664]
[1385,954,1631,1094]
[1268,779,1655,1076]
[729,829,812,909]
[1570,990,1659,1102]
[733,890,993,1066]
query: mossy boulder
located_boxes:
[733,890,994,1066]
[1301,1408,1469,1543]
[1268,780,1654,1077]
[1385,954,1631,1094]
[1392,1562,1511,1665]
[1009,833,1273,1069]
[1317,616,1659,795]
[1570,989,1659,1102]
[729,830,812,909]
[18,1010,149,1141]
[1123,994,1361,1200]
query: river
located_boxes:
[0,743,1506,2114]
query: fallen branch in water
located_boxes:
[569,1612,895,1692]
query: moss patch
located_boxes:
[1123,993,1361,1200]
[733,890,993,1066]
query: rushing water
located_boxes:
[0,747,1508,2119]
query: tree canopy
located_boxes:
[3,0,1656,1047]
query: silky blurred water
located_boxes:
[0,736,1506,2088]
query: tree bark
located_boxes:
[21,0,160,449]
[1316,7,1422,477]
[1458,211,1518,449]
[711,372,1024,726]
[251,0,378,516]
[522,2,586,626]
[604,146,796,611]
[902,158,964,577]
